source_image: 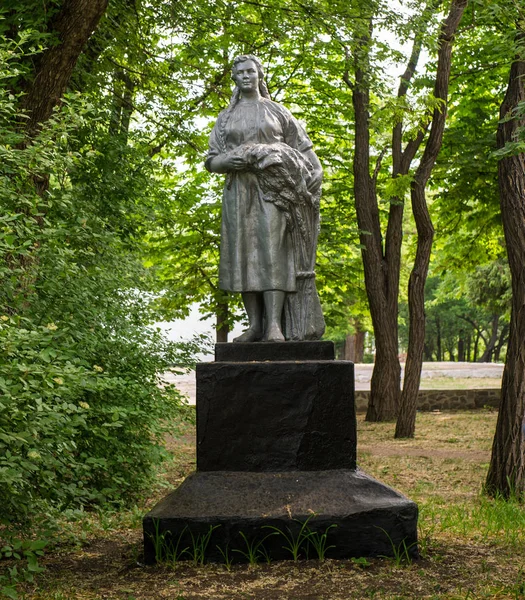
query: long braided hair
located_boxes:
[217,55,271,153]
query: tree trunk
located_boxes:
[343,333,355,361]
[486,43,525,498]
[458,337,465,362]
[436,317,442,361]
[479,314,500,362]
[21,0,109,135]
[355,330,365,363]
[350,12,431,421]
[343,324,365,362]
[395,0,467,439]
[474,332,480,362]
[109,70,135,141]
[494,324,509,363]
[350,27,401,421]
[395,180,434,437]
[216,301,229,343]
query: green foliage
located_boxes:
[0,30,203,596]
[436,490,525,548]
[264,518,313,561]
[0,538,46,599]
[186,525,221,566]
[232,531,277,566]
[377,527,417,567]
[351,556,372,568]
[305,523,337,561]
[400,269,510,362]
[216,544,233,571]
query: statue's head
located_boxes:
[231,55,270,99]
[232,55,264,81]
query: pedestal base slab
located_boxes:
[143,469,418,563]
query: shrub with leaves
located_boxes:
[0,33,202,591]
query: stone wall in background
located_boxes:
[354,389,501,413]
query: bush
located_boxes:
[0,37,202,524]
[0,29,209,599]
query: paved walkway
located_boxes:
[162,361,504,406]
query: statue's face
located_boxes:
[233,60,259,94]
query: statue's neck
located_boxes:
[239,89,261,103]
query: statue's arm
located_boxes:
[304,149,323,183]
[205,117,248,174]
[206,154,247,174]
[279,105,323,188]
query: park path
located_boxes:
[162,361,504,406]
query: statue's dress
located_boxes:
[206,98,313,293]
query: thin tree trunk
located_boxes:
[494,324,509,363]
[355,329,365,363]
[474,332,480,362]
[343,324,367,362]
[486,41,525,498]
[436,317,442,361]
[395,179,434,436]
[395,0,467,439]
[350,24,401,421]
[458,337,465,362]
[216,301,229,343]
[479,314,500,362]
[349,7,435,421]
[343,333,356,361]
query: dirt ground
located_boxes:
[19,410,525,600]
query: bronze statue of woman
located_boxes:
[206,55,325,342]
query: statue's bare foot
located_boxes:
[233,328,262,343]
[262,326,285,342]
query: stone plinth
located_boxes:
[196,360,356,472]
[214,340,335,362]
[143,341,418,564]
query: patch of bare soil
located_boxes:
[25,537,525,599]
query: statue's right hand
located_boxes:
[210,154,247,173]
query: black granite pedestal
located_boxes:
[143,341,418,563]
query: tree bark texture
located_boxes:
[352,47,400,420]
[349,3,448,422]
[395,0,467,438]
[21,0,109,135]
[486,45,525,498]
[343,329,365,362]
[458,337,465,362]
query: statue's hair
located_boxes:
[217,55,271,153]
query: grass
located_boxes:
[11,410,525,599]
